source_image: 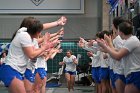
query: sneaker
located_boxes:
[90,82,95,86]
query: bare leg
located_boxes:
[97,83,102,93]
[115,79,125,93]
[110,79,117,93]
[106,80,111,93]
[40,77,47,93]
[101,80,108,93]
[95,84,98,93]
[8,77,26,93]
[24,78,34,93]
[33,73,45,93]
[125,84,140,93]
[70,75,75,91]
[65,73,71,92]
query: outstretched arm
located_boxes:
[97,39,128,60]
[43,16,67,30]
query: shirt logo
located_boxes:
[30,0,45,6]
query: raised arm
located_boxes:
[97,39,128,60]
[23,33,60,59]
[43,16,67,30]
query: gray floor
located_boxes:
[0,85,95,93]
[0,74,95,93]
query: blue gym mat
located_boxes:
[46,83,62,88]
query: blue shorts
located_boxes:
[24,69,35,83]
[0,63,5,68]
[109,69,116,88]
[0,64,24,87]
[126,72,140,90]
[92,67,101,84]
[35,68,47,80]
[99,68,109,81]
[114,73,126,84]
[64,70,76,75]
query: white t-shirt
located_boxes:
[83,41,99,53]
[91,41,100,52]
[112,35,125,74]
[83,44,96,53]
[100,52,109,68]
[92,51,101,67]
[30,39,47,70]
[45,62,48,71]
[122,36,140,77]
[63,55,77,72]
[35,57,47,69]
[27,38,38,73]
[5,27,33,74]
[108,54,114,70]
[90,56,95,67]
[0,57,6,64]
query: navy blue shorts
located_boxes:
[0,63,5,68]
[114,73,126,84]
[126,72,140,90]
[0,64,24,87]
[109,69,116,88]
[24,69,35,83]
[99,68,109,81]
[92,67,101,84]
[64,70,76,75]
[35,68,47,80]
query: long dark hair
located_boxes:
[11,17,43,41]
[113,17,125,30]
[119,21,133,35]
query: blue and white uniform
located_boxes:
[122,36,140,90]
[63,55,77,75]
[0,27,33,87]
[113,35,126,84]
[108,55,116,88]
[24,38,38,83]
[99,52,109,81]
[35,56,47,79]
[82,41,101,83]
[91,51,101,84]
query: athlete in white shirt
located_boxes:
[59,50,78,92]
[96,31,110,93]
[23,17,66,93]
[112,35,126,93]
[33,25,65,93]
[110,17,125,93]
[87,51,101,93]
[97,21,140,93]
[24,38,39,93]
[78,35,102,93]
[103,17,125,93]
[0,17,61,93]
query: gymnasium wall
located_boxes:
[0,0,102,40]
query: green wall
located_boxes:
[47,41,90,73]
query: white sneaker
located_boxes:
[90,82,95,86]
